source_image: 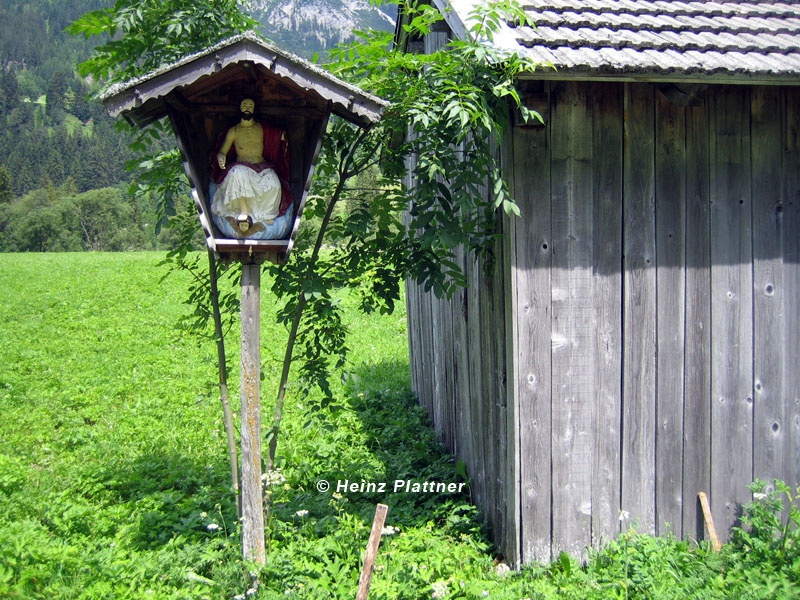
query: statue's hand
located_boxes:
[217,153,226,169]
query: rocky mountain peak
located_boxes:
[249,0,397,57]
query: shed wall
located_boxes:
[405,80,800,565]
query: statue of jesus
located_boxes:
[210,98,293,237]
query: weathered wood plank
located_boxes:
[655,91,687,536]
[424,30,449,55]
[421,286,435,416]
[492,209,509,556]
[467,249,488,502]
[430,284,444,435]
[682,95,712,541]
[452,241,473,473]
[512,90,554,564]
[751,87,785,493]
[482,245,500,551]
[590,82,623,546]
[550,81,595,556]
[406,276,420,395]
[709,86,753,537]
[404,158,422,400]
[621,82,657,534]
[501,129,520,566]
[783,88,800,486]
[440,287,456,450]
[412,280,428,413]
[477,170,499,537]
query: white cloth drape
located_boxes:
[211,165,282,222]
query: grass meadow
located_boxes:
[0,253,797,599]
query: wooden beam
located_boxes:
[240,262,265,564]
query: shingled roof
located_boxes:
[438,0,800,83]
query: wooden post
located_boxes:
[241,262,265,564]
[698,492,722,552]
[356,504,389,600]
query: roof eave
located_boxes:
[101,33,389,129]
[516,68,800,86]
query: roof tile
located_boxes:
[509,0,800,80]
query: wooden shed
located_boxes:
[101,32,387,263]
[400,0,800,565]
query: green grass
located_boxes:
[0,253,797,600]
[0,252,491,599]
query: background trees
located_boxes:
[0,182,161,252]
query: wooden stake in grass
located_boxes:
[698,491,722,552]
[356,503,389,600]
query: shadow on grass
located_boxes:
[251,358,499,597]
[89,450,238,551]
[280,357,489,542]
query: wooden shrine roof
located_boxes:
[101,31,389,128]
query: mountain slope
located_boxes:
[250,0,396,57]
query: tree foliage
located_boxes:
[267,0,543,406]
[67,0,258,92]
[0,1,135,199]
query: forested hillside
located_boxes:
[0,0,131,199]
[0,0,394,252]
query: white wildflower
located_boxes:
[246,587,257,597]
[495,562,511,575]
[207,523,220,531]
[200,511,208,518]
[753,492,768,500]
[234,595,245,600]
[618,510,630,522]
[381,525,399,535]
[262,469,287,488]
[431,580,449,599]
[294,509,309,517]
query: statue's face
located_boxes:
[240,99,255,119]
